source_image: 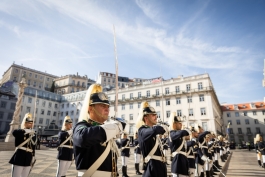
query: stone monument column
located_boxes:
[5,75,27,142]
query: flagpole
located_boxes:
[113,25,119,118]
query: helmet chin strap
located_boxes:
[92,107,108,119]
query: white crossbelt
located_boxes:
[78,170,112,177]
[201,146,208,149]
[145,155,164,162]
[187,155,195,159]
[61,145,73,149]
[172,151,187,157]
[17,147,33,152]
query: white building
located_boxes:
[263,59,265,87]
[221,102,265,144]
[106,74,223,136]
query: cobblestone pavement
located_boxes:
[0,148,173,177]
[225,149,265,177]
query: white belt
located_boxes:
[61,145,73,149]
[17,147,33,152]
[172,151,186,157]
[201,146,208,149]
[78,170,112,177]
[121,147,130,150]
[187,155,194,159]
[146,155,164,163]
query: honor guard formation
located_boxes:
[8,83,237,177]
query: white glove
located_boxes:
[100,123,121,142]
[160,124,169,135]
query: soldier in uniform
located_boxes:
[73,84,125,177]
[120,132,130,177]
[9,113,37,177]
[162,134,169,165]
[257,134,265,169]
[135,101,167,177]
[187,127,199,177]
[254,135,263,168]
[56,116,73,177]
[168,112,191,177]
[218,135,226,162]
[133,132,143,175]
[211,133,222,172]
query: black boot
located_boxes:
[211,168,217,176]
[258,160,261,167]
[213,162,220,172]
[135,163,142,175]
[206,171,211,177]
[200,172,205,177]
[263,163,265,169]
[122,166,129,177]
[216,160,222,168]
[221,155,225,162]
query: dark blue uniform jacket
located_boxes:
[169,130,189,175]
[121,139,130,157]
[187,140,196,168]
[258,141,265,155]
[57,130,73,161]
[73,120,114,171]
[138,125,166,177]
[134,139,141,154]
[9,129,36,166]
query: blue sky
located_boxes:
[0,0,264,104]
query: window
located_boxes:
[138,92,141,98]
[62,104,64,108]
[176,97,181,104]
[35,74,38,78]
[27,80,31,85]
[187,96,192,103]
[26,107,31,112]
[238,128,242,134]
[130,93,133,99]
[235,112,239,117]
[0,101,7,108]
[13,76,17,81]
[41,109,44,115]
[76,109,79,115]
[55,104,58,109]
[39,118,43,124]
[157,111,160,118]
[8,113,13,119]
[165,88,169,94]
[47,111,51,116]
[186,84,190,91]
[236,120,241,125]
[33,81,36,87]
[229,128,234,134]
[122,94,125,100]
[156,89,159,95]
[201,108,206,115]
[175,86,180,93]
[166,111,171,118]
[35,108,38,114]
[71,111,74,115]
[254,119,259,124]
[245,119,249,124]
[256,127,261,134]
[121,114,125,119]
[15,69,18,73]
[47,77,50,81]
[66,111,68,116]
[146,90,150,97]
[59,120,63,125]
[198,82,203,90]
[228,120,232,125]
[46,119,50,125]
[53,112,57,116]
[10,103,16,110]
[0,111,4,119]
[129,103,133,109]
[246,128,251,134]
[138,102,141,108]
[129,114,133,120]
[61,112,63,116]
[122,104,125,110]
[263,111,265,115]
[253,111,257,115]
[129,125,134,135]
[243,111,247,116]
[42,101,46,107]
[177,110,182,117]
[28,97,32,103]
[156,100,160,106]
[199,95,204,102]
[166,99,170,106]
[189,109,193,116]
[202,122,207,131]
[227,113,231,117]
[67,103,69,108]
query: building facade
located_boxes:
[222,102,265,144]
[54,74,94,95]
[106,74,223,136]
[0,63,58,91]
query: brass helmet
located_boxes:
[21,113,33,129]
[168,112,183,130]
[62,115,73,130]
[136,101,156,130]
[79,84,109,122]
